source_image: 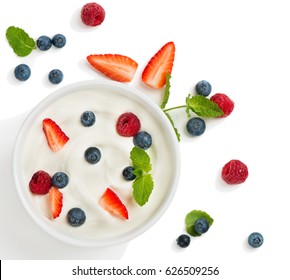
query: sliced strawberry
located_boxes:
[99,188,129,220]
[42,118,69,152]
[87,54,138,82]
[49,187,63,219]
[141,41,175,89]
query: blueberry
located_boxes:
[194,218,210,234]
[52,34,66,48]
[248,232,264,248]
[80,111,96,127]
[67,207,86,227]
[176,234,191,248]
[84,147,101,164]
[37,35,52,51]
[14,64,31,81]
[52,172,69,188]
[133,131,152,150]
[195,80,212,96]
[122,166,136,181]
[48,69,63,84]
[186,117,206,136]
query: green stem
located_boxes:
[163,105,187,112]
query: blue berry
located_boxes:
[84,147,101,164]
[248,232,264,248]
[48,69,63,84]
[67,208,86,227]
[195,80,212,96]
[52,172,69,188]
[122,166,136,181]
[81,111,96,127]
[176,234,191,248]
[186,117,206,136]
[194,218,210,234]
[133,131,152,150]
[52,34,66,48]
[14,64,31,81]
[37,35,52,51]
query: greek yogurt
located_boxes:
[13,80,180,246]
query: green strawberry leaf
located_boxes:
[185,210,214,236]
[6,26,36,57]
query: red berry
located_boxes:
[116,112,141,137]
[81,2,106,26]
[210,93,234,118]
[29,170,52,194]
[222,160,248,185]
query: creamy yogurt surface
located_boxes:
[15,81,179,246]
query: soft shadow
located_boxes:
[0,113,128,260]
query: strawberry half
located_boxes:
[42,118,69,152]
[49,187,63,219]
[99,188,129,220]
[142,41,175,89]
[87,54,138,82]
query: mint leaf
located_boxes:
[161,73,171,109]
[186,95,224,118]
[6,26,36,57]
[185,210,214,236]
[130,147,152,173]
[164,112,180,142]
[132,174,154,206]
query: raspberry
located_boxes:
[210,93,234,118]
[81,2,106,26]
[29,170,52,194]
[116,112,141,137]
[221,160,248,185]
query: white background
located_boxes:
[1,0,290,279]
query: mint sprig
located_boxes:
[130,147,154,206]
[185,210,214,237]
[161,74,224,141]
[185,94,223,118]
[6,26,36,57]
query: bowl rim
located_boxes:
[13,79,181,247]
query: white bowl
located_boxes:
[13,79,180,247]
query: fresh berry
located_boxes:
[84,147,101,164]
[52,172,69,188]
[122,166,136,181]
[248,232,264,248]
[49,187,63,219]
[80,111,96,127]
[116,112,141,137]
[176,234,191,248]
[194,218,210,234]
[67,207,86,227]
[52,34,66,48]
[222,159,248,185]
[36,35,52,51]
[81,2,106,26]
[210,93,234,118]
[48,69,63,84]
[87,54,138,82]
[99,188,129,220]
[133,131,152,150]
[186,117,206,136]
[42,118,69,152]
[14,64,31,81]
[195,80,212,96]
[141,41,175,89]
[29,170,52,195]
